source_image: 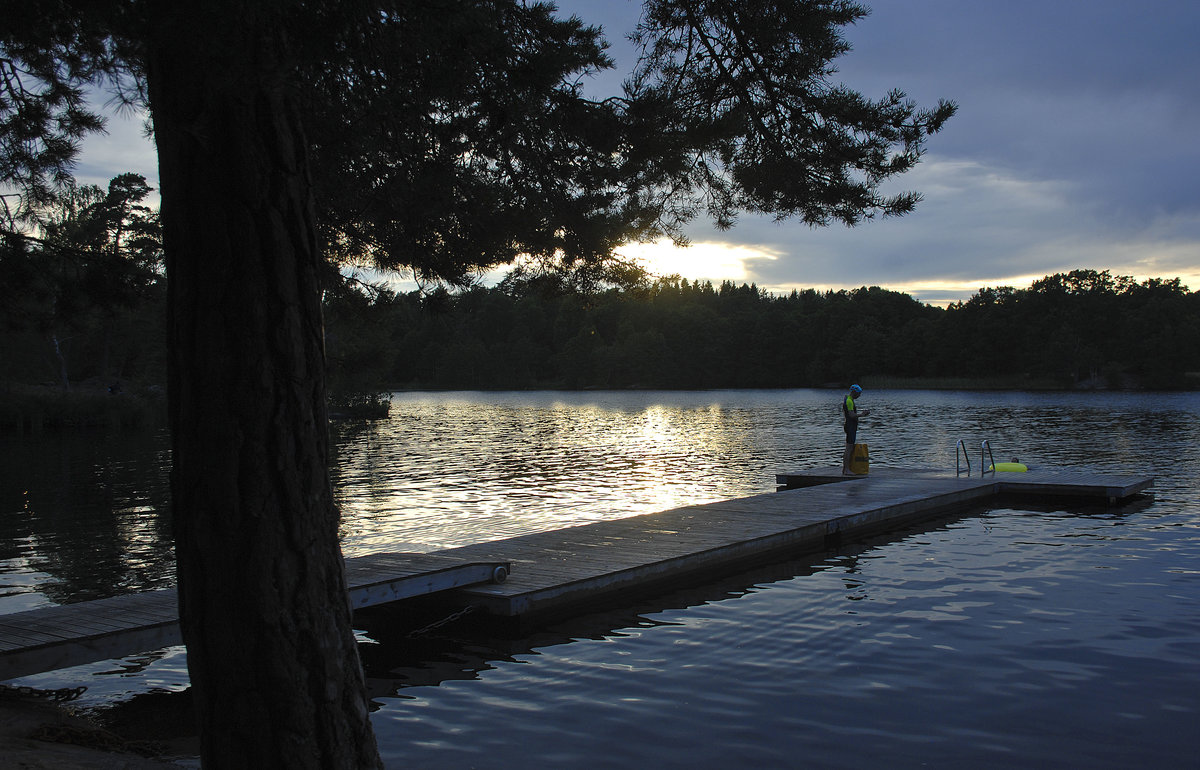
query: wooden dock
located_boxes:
[0,552,510,681]
[448,466,1152,619]
[0,466,1151,679]
[775,465,1155,503]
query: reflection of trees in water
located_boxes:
[0,431,174,605]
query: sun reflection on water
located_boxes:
[329,392,799,555]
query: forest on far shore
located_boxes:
[5,165,1197,429]
[322,268,1200,392]
[1,176,1197,404]
[4,198,1199,407]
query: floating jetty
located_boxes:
[0,466,1151,680]
[447,466,1151,619]
[0,552,510,682]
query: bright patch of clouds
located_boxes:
[64,1,1200,308]
[618,238,782,284]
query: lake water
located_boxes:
[2,389,1198,767]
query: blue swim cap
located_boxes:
[850,384,862,396]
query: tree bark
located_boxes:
[145,3,381,767]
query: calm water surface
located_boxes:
[1,389,1198,768]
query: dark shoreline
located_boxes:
[0,696,187,768]
[381,375,1195,393]
[0,383,166,433]
[5,376,1198,434]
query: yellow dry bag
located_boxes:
[850,443,870,475]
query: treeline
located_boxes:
[325,269,1200,391]
[9,179,1194,400]
[5,216,1198,397]
[3,187,1196,396]
[1,174,166,394]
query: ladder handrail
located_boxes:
[956,440,971,476]
[981,440,996,476]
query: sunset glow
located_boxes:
[618,238,781,284]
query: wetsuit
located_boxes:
[843,394,858,444]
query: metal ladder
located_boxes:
[956,439,997,477]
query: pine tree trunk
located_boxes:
[145,3,381,767]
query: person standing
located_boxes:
[842,384,870,475]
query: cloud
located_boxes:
[618,239,781,284]
[73,105,159,192]
[665,155,1200,303]
[553,0,1200,303]
[61,1,1200,306]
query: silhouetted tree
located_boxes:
[2,1,958,764]
[0,173,160,386]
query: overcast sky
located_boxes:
[74,0,1200,305]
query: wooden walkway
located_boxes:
[448,467,1153,619]
[776,465,1155,502]
[0,466,1151,679]
[0,552,509,681]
